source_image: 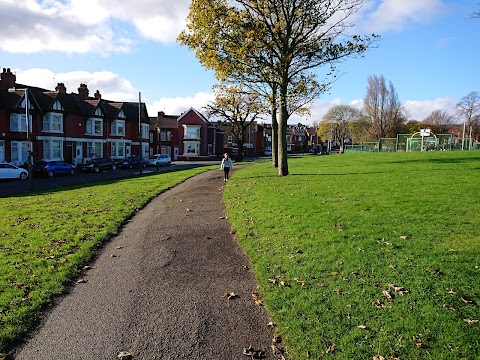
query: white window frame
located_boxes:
[141,124,149,139]
[86,118,103,136]
[183,125,201,140]
[87,141,103,158]
[43,140,63,160]
[111,119,125,136]
[0,140,4,162]
[184,141,200,155]
[11,141,27,165]
[43,112,63,133]
[10,113,32,133]
[111,141,126,159]
[227,136,233,144]
[286,135,292,142]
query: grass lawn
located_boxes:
[0,166,215,352]
[224,151,480,359]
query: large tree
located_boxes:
[456,91,480,139]
[423,109,454,134]
[321,104,361,152]
[204,84,263,160]
[179,0,376,176]
[363,75,405,139]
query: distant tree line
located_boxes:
[318,75,480,150]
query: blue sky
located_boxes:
[0,0,478,125]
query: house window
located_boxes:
[208,144,213,155]
[184,141,200,155]
[111,120,125,136]
[86,118,103,136]
[166,131,172,141]
[227,136,233,144]
[0,141,4,162]
[111,141,125,158]
[43,140,63,160]
[10,114,31,133]
[87,141,102,158]
[184,125,201,140]
[286,135,292,142]
[297,136,303,142]
[11,141,27,164]
[287,144,292,152]
[43,113,63,133]
[141,124,149,139]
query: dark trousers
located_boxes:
[223,167,230,179]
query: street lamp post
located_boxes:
[138,91,143,175]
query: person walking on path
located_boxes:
[220,153,233,182]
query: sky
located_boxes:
[0,0,478,126]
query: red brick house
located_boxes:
[0,68,150,166]
[177,108,224,160]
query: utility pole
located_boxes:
[138,92,143,175]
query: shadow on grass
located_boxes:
[2,164,211,200]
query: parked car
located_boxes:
[121,156,148,169]
[33,160,75,177]
[80,158,117,172]
[264,149,272,156]
[0,162,28,180]
[146,154,172,167]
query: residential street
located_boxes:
[13,169,280,359]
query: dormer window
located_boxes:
[43,113,63,133]
[111,119,125,136]
[86,117,103,136]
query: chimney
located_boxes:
[0,68,16,90]
[94,90,101,100]
[158,111,165,118]
[55,82,66,93]
[77,83,89,100]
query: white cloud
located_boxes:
[360,0,445,33]
[403,97,457,121]
[0,0,189,55]
[15,68,138,101]
[148,92,215,117]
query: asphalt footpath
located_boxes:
[14,169,283,360]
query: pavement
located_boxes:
[13,169,283,360]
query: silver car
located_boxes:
[146,154,172,167]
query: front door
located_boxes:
[75,142,83,166]
[126,144,131,158]
[174,146,178,161]
[0,141,4,162]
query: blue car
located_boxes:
[33,160,75,177]
[121,156,148,169]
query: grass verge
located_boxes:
[224,151,480,359]
[0,166,215,352]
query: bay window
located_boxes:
[43,140,63,160]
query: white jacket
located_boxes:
[221,158,233,169]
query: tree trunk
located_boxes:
[278,84,289,176]
[271,108,278,168]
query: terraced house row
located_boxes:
[0,68,229,167]
[0,67,320,166]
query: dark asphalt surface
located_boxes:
[13,169,282,360]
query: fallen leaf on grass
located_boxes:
[267,321,275,327]
[389,264,397,269]
[399,236,408,239]
[461,297,474,305]
[389,284,410,296]
[326,343,336,354]
[443,304,456,311]
[373,356,385,360]
[77,279,87,284]
[357,325,368,329]
[272,333,282,343]
[268,275,282,284]
[382,290,393,301]
[464,319,479,324]
[223,292,238,300]
[373,300,391,309]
